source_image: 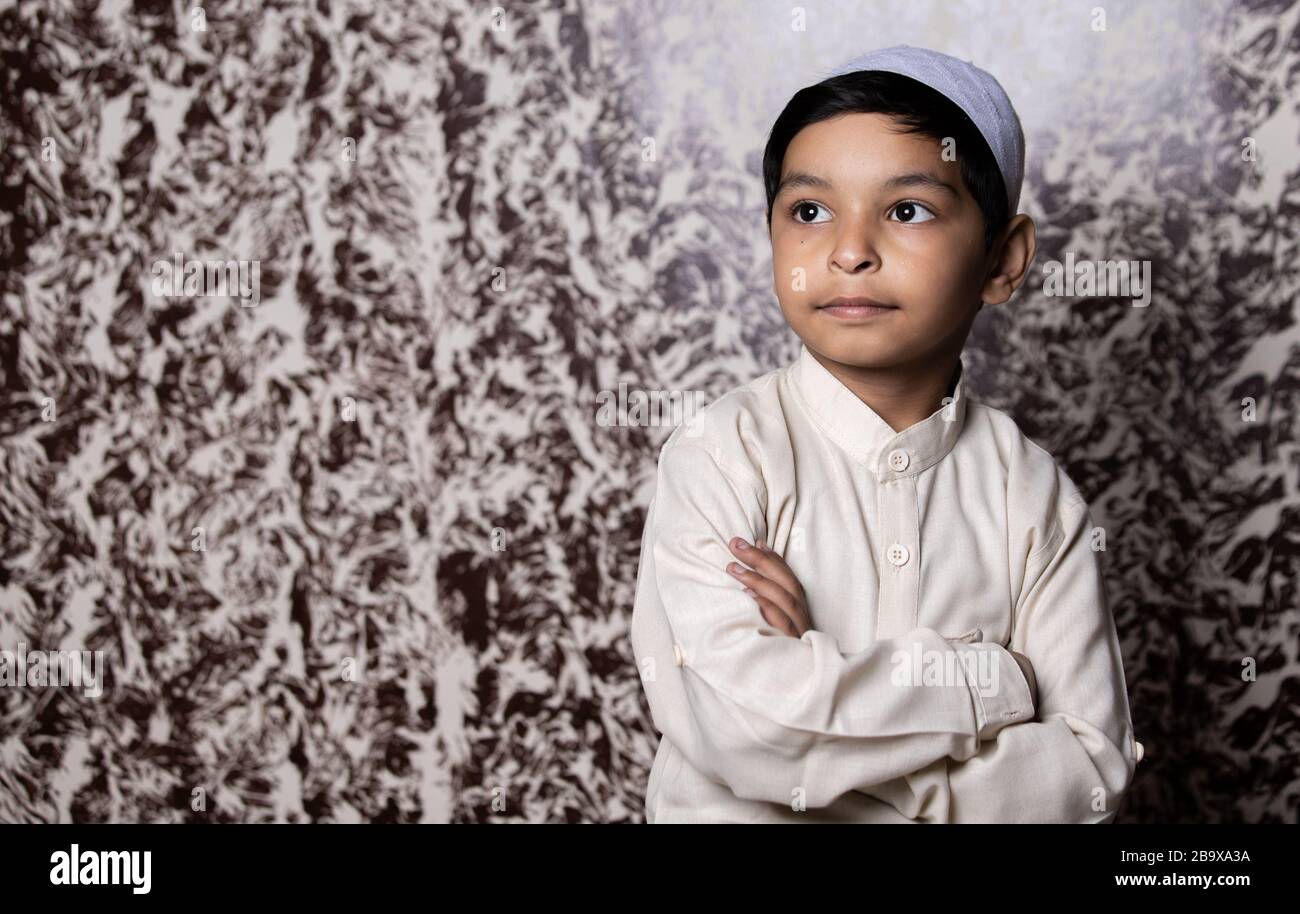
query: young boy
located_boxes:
[630,45,1143,823]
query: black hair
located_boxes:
[762,70,1009,253]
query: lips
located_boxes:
[816,297,899,320]
[817,297,898,310]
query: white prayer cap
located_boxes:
[826,45,1025,215]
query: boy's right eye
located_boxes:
[789,200,830,224]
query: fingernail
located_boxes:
[727,564,741,575]
[743,587,755,595]
[735,540,750,550]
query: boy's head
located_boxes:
[762,46,1036,375]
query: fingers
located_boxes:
[754,594,800,638]
[727,559,801,629]
[725,537,812,636]
[727,537,808,606]
[742,582,801,637]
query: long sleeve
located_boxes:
[857,483,1139,822]
[630,440,1036,810]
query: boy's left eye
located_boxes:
[790,201,830,224]
[889,201,936,223]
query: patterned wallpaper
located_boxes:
[1,0,1297,823]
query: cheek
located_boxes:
[771,239,812,300]
[893,245,973,293]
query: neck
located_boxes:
[809,350,962,433]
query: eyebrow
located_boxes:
[775,169,960,200]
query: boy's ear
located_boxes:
[980,214,1037,307]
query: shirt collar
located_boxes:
[790,342,969,477]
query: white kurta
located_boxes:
[630,343,1141,823]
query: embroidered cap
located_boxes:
[826,45,1025,215]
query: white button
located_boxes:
[887,544,910,566]
[673,643,685,667]
[888,448,910,471]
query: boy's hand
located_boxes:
[1008,650,1039,714]
[726,537,813,638]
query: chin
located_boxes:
[803,333,902,368]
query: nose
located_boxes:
[828,212,880,274]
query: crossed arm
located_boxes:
[725,536,1041,710]
[635,441,1139,822]
[719,517,1137,822]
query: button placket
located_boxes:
[874,466,921,641]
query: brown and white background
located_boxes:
[1,0,1297,823]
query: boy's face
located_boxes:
[769,112,992,372]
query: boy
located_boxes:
[629,45,1143,823]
